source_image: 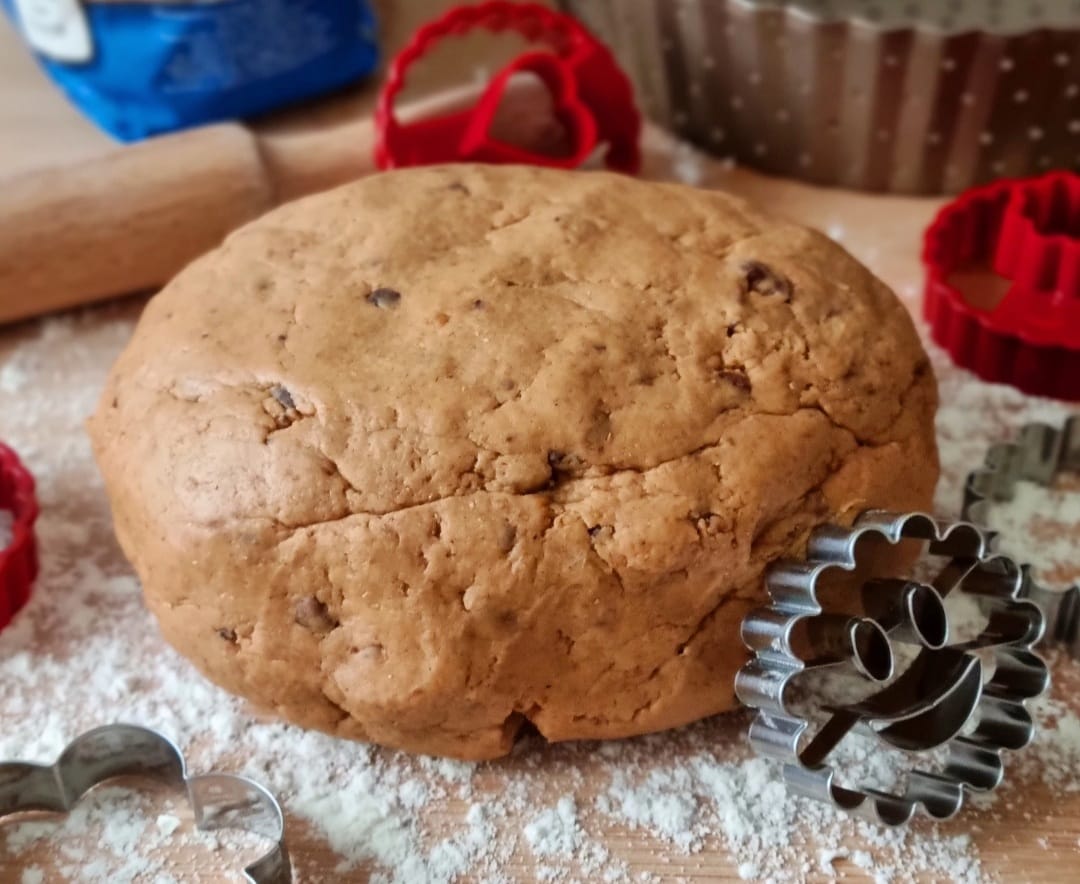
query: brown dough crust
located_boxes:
[88,165,939,759]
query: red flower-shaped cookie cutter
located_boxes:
[375,1,641,173]
[923,171,1080,400]
[0,442,39,632]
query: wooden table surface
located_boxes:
[1,3,1079,882]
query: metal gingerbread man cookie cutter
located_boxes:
[964,415,1080,658]
[736,510,1049,825]
[0,724,290,883]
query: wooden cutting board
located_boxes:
[1,6,1079,883]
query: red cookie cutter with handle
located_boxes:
[375,1,641,173]
[923,171,1080,401]
[0,442,39,633]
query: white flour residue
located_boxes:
[0,357,28,394]
[524,797,583,857]
[985,481,1080,588]
[671,143,707,187]
[930,362,1070,521]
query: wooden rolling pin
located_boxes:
[0,80,550,325]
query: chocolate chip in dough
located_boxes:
[741,261,793,301]
[717,369,752,393]
[547,450,586,478]
[270,385,296,410]
[217,627,237,643]
[367,287,401,309]
[294,596,339,633]
[498,523,517,553]
[588,524,613,542]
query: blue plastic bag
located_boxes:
[4,0,380,141]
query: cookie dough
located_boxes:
[89,165,939,759]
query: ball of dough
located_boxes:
[89,165,938,759]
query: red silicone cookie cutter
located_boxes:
[923,171,1080,401]
[375,1,641,173]
[0,442,39,633]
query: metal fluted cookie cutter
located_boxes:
[0,724,290,883]
[736,511,1049,826]
[964,415,1080,657]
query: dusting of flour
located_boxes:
[2,176,1080,883]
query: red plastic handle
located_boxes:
[0,442,39,633]
[375,1,641,173]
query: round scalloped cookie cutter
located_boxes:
[374,1,641,173]
[0,441,39,633]
[923,171,1080,401]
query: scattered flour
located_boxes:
[819,846,849,873]
[524,797,583,857]
[671,143,707,187]
[601,767,701,852]
[0,189,1078,884]
[155,815,181,837]
[986,481,1080,589]
[0,357,27,393]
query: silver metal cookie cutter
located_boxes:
[963,415,1080,657]
[0,723,290,883]
[736,510,1049,826]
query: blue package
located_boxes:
[4,0,380,141]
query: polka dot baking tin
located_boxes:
[558,0,1080,194]
[0,441,38,633]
